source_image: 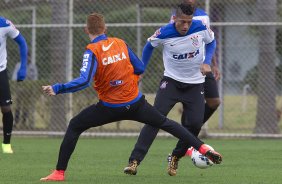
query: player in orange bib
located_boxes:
[40,12,222,182]
[86,37,140,104]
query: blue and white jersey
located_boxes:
[0,17,20,72]
[147,20,214,84]
[193,8,210,28]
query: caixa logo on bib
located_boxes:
[110,80,123,86]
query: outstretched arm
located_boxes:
[42,50,97,96]
[14,33,28,81]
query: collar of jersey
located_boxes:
[91,34,108,43]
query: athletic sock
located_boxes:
[2,111,13,144]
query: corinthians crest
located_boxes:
[191,35,200,48]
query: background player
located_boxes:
[0,16,27,153]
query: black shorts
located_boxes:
[0,69,12,106]
[154,76,205,127]
[204,72,219,98]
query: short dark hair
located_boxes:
[175,3,194,16]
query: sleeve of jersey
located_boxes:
[127,46,144,75]
[202,26,215,44]
[204,39,216,65]
[52,50,97,94]
[147,27,165,47]
[202,26,216,65]
[7,23,20,39]
[142,42,154,69]
[14,33,28,81]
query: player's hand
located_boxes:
[17,68,26,82]
[212,66,221,81]
[42,85,56,96]
[200,64,212,76]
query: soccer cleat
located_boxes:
[199,144,223,164]
[2,143,13,154]
[40,170,65,181]
[185,147,194,157]
[204,150,222,164]
[167,154,179,176]
[124,160,138,175]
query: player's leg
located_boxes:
[180,74,220,157]
[125,125,159,174]
[203,72,220,124]
[126,95,222,175]
[136,97,222,161]
[128,96,204,150]
[172,84,205,155]
[169,83,205,175]
[1,105,13,153]
[124,77,178,175]
[40,102,117,181]
[56,103,118,171]
[0,69,14,154]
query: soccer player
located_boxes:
[124,3,217,176]
[0,16,27,153]
[174,0,221,138]
[39,12,222,182]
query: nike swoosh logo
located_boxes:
[102,41,114,51]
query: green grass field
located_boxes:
[1,137,282,184]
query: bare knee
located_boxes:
[205,98,220,109]
[1,105,12,113]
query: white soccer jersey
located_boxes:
[148,19,214,84]
[0,17,19,72]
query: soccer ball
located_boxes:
[190,146,214,169]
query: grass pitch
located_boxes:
[1,137,281,184]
